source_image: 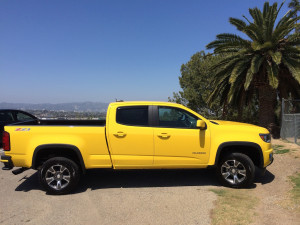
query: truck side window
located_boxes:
[116,106,148,126]
[158,107,198,128]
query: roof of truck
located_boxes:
[109,101,184,107]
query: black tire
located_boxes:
[38,157,80,195]
[217,153,255,188]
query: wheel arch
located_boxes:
[215,141,264,168]
[32,144,86,173]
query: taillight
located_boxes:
[2,131,10,151]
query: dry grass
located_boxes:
[210,188,258,225]
[272,144,290,154]
[290,173,300,212]
[280,172,300,213]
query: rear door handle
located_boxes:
[114,132,127,137]
[157,133,170,138]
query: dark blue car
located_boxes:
[0,110,37,147]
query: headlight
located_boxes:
[259,133,271,143]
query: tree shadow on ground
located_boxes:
[15,168,275,194]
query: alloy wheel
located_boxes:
[45,164,71,190]
[221,159,247,185]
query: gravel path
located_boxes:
[2,140,299,225]
[0,168,217,225]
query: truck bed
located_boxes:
[11,119,106,126]
[3,119,111,169]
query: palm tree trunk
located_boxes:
[222,101,228,118]
[238,106,243,121]
[258,85,277,129]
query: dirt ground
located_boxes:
[0,139,299,225]
[251,139,300,225]
[0,156,217,225]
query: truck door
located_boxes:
[153,106,210,167]
[107,105,154,168]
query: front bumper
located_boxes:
[262,147,274,168]
[268,153,274,167]
[257,153,273,177]
[1,155,14,170]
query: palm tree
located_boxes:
[288,0,300,32]
[206,1,300,129]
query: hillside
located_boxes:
[0,102,109,112]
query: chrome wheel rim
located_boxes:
[45,165,71,190]
[221,160,246,184]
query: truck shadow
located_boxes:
[254,170,275,185]
[77,169,220,192]
[15,168,275,194]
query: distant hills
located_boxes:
[0,102,109,112]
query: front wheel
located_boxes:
[217,153,255,188]
[38,157,80,195]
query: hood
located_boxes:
[210,120,260,127]
[209,120,269,134]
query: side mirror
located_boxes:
[196,120,206,130]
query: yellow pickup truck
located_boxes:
[1,101,273,194]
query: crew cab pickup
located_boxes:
[1,102,273,194]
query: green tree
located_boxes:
[289,0,300,32]
[206,1,300,128]
[169,51,223,117]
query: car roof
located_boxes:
[0,109,37,118]
[0,109,29,113]
[109,101,184,107]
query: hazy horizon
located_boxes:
[0,101,109,104]
[0,102,109,112]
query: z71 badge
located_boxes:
[15,128,30,131]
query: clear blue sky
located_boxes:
[0,0,289,104]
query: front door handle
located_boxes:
[114,132,127,137]
[157,133,170,138]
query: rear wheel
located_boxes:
[217,153,255,188]
[38,157,80,195]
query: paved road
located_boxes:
[0,165,218,225]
